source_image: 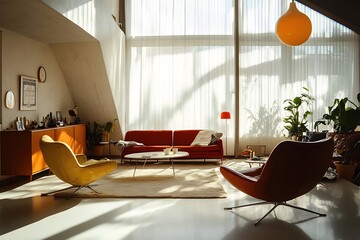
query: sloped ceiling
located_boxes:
[0,0,359,41]
[0,0,96,43]
[0,0,123,140]
[297,0,359,34]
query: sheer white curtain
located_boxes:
[124,0,359,156]
[125,0,234,134]
[237,0,359,153]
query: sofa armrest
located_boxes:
[216,138,224,157]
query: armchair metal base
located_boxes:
[224,201,326,226]
[41,185,98,197]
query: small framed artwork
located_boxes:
[16,121,25,131]
[37,66,47,83]
[20,75,37,111]
[5,90,15,109]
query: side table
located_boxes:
[245,158,268,168]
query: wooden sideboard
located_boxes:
[1,124,86,180]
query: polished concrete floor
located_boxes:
[0,160,359,240]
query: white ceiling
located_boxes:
[0,0,95,43]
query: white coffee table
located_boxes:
[124,151,189,176]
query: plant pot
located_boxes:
[327,132,347,155]
[335,162,356,181]
[93,145,104,156]
[290,135,302,141]
[102,132,110,142]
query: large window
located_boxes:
[125,0,234,132]
[125,0,359,155]
[237,0,359,151]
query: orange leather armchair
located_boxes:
[220,138,334,225]
[40,135,118,196]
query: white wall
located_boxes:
[44,0,126,139]
[0,0,126,166]
[1,28,74,130]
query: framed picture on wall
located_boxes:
[20,75,37,111]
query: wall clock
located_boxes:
[38,66,47,83]
[5,90,15,109]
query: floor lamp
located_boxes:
[221,111,231,158]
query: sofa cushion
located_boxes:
[173,145,222,159]
[175,145,220,152]
[173,130,201,146]
[124,130,172,146]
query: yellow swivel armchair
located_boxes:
[40,135,117,196]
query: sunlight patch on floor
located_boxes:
[114,200,177,221]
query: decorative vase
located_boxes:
[102,132,110,142]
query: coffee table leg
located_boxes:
[133,159,138,177]
[133,158,148,177]
[169,158,175,176]
[142,158,148,168]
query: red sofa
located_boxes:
[121,130,223,162]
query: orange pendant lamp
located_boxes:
[276,0,312,46]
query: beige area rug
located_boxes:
[54,163,227,198]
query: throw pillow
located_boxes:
[191,130,219,146]
[209,132,223,145]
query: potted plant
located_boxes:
[283,87,314,141]
[315,93,360,180]
[315,93,360,134]
[86,119,117,155]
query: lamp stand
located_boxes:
[225,119,228,157]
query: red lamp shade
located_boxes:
[276,2,312,46]
[221,111,231,119]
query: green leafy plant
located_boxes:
[86,119,117,149]
[314,93,360,165]
[314,93,360,134]
[283,87,314,140]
